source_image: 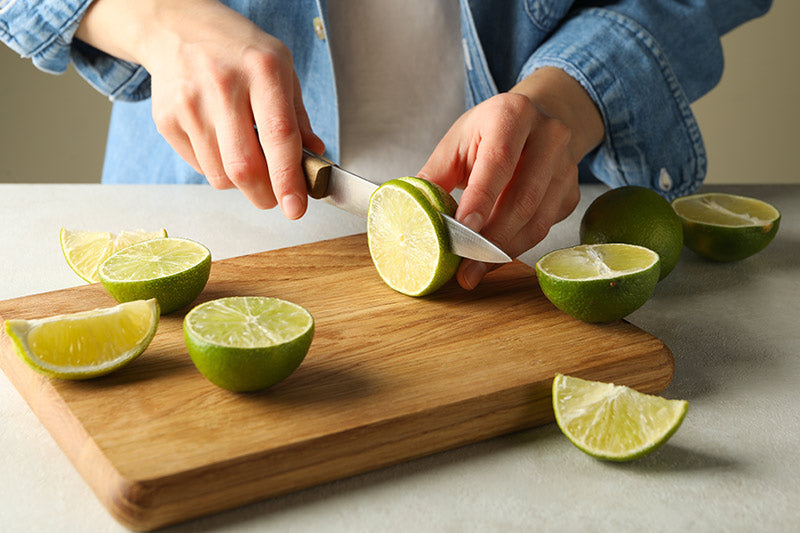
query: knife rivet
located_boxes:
[313,17,326,40]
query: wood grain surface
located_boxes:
[0,234,674,530]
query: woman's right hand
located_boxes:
[76,0,324,218]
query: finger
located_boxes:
[214,93,275,209]
[452,115,529,234]
[181,111,233,191]
[477,123,569,251]
[417,122,468,192]
[456,259,489,291]
[500,161,579,258]
[292,72,325,154]
[252,67,307,220]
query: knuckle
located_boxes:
[547,118,572,148]
[242,44,292,74]
[260,114,297,141]
[205,173,231,190]
[224,159,261,186]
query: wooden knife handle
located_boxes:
[302,149,333,199]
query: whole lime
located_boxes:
[580,186,683,280]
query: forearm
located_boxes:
[510,66,604,165]
[74,0,155,64]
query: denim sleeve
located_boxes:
[519,0,771,199]
[0,0,150,101]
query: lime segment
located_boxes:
[4,299,159,379]
[552,374,688,461]
[60,228,167,283]
[536,243,660,323]
[183,297,314,392]
[367,179,460,297]
[98,237,211,314]
[672,193,780,262]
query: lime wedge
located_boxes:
[536,243,660,323]
[183,296,314,392]
[367,178,461,296]
[98,237,211,314]
[552,374,688,461]
[60,228,167,283]
[4,299,159,379]
[672,193,780,262]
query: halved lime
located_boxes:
[183,296,314,392]
[367,178,461,296]
[672,192,780,262]
[580,186,683,280]
[4,299,159,379]
[536,243,660,323]
[60,228,167,283]
[98,237,211,314]
[552,374,688,461]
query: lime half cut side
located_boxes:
[60,228,167,283]
[672,193,780,262]
[183,296,315,392]
[367,179,460,297]
[98,237,211,314]
[536,243,660,323]
[552,374,688,461]
[4,299,159,380]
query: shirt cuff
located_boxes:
[0,0,150,101]
[519,7,709,199]
[0,0,92,73]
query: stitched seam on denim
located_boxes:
[24,0,94,59]
[107,65,150,100]
[588,7,705,191]
[315,0,340,163]
[460,0,498,102]
[523,0,559,32]
[0,0,19,16]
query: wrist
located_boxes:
[510,66,604,163]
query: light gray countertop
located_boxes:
[1,183,797,532]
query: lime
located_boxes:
[4,299,159,380]
[367,178,461,296]
[580,186,683,280]
[98,237,211,314]
[183,296,314,392]
[60,228,167,283]
[552,373,688,461]
[671,192,780,262]
[536,243,660,323]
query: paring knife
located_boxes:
[301,149,511,263]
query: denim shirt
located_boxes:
[1,0,771,199]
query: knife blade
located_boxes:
[301,149,511,263]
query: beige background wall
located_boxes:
[1,2,797,184]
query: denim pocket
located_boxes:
[524,0,573,31]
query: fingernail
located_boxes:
[461,212,484,232]
[281,193,305,219]
[461,261,488,290]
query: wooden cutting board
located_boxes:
[0,234,673,530]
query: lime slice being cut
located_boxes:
[536,243,660,323]
[4,299,159,379]
[671,192,780,262]
[183,296,314,392]
[60,228,167,283]
[98,237,211,314]
[552,373,688,461]
[367,178,461,297]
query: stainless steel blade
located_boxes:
[318,162,511,263]
[441,215,511,263]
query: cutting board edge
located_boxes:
[96,341,673,530]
